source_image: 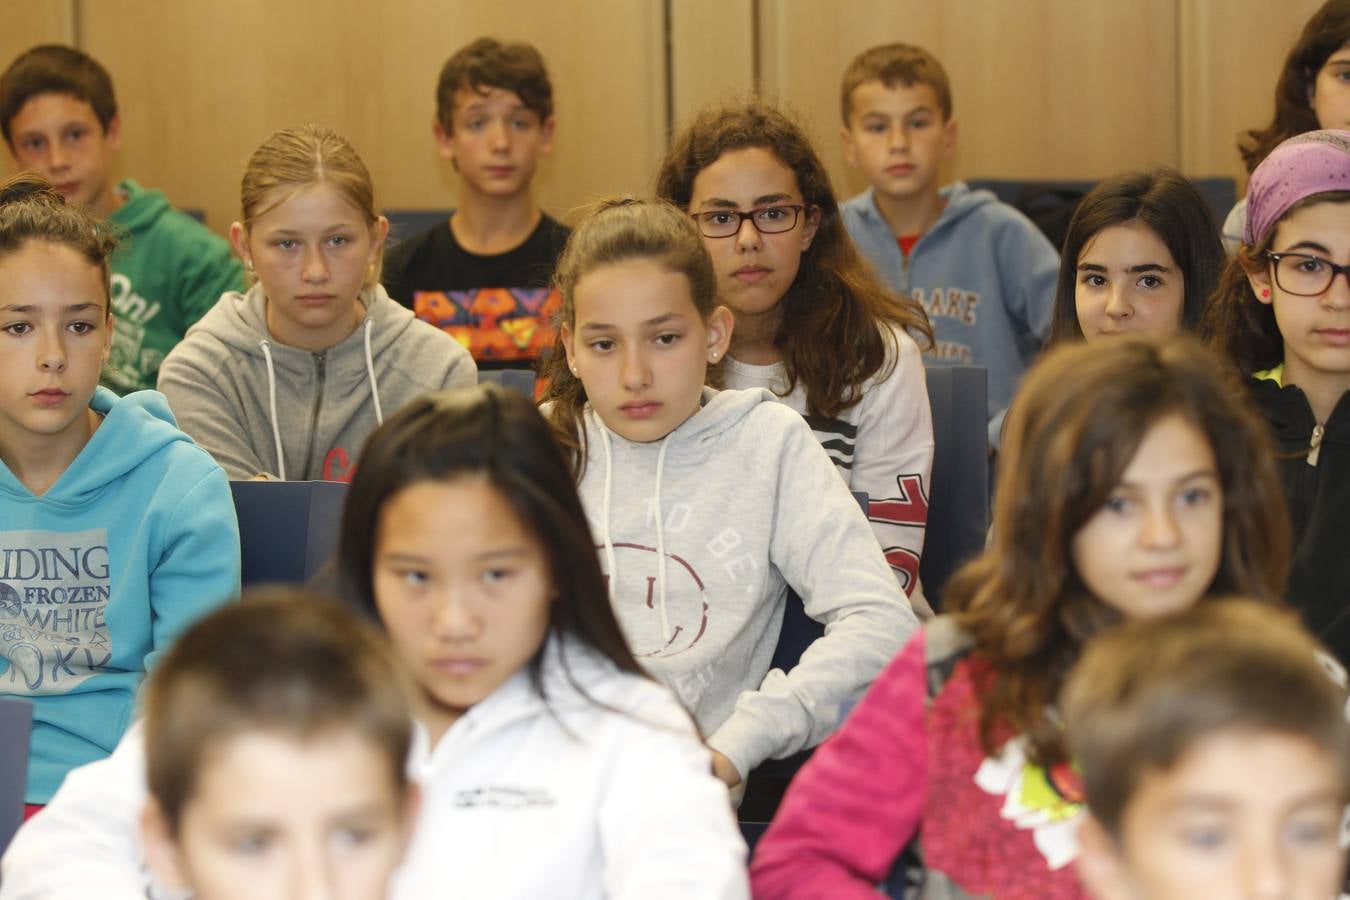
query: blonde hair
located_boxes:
[239,124,383,286]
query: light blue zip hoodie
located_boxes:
[841,183,1059,443]
[0,387,240,803]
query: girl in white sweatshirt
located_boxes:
[538,198,918,793]
[0,382,748,900]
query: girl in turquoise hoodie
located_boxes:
[0,174,240,809]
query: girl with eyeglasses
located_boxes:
[538,198,917,796]
[655,100,936,607]
[1203,129,1350,664]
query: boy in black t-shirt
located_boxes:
[383,38,568,368]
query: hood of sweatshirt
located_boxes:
[166,281,465,480]
[107,180,172,238]
[0,387,193,503]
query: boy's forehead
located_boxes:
[452,84,534,118]
[1122,729,1345,828]
[849,79,942,119]
[10,90,104,134]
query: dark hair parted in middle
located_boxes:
[338,381,645,700]
[655,98,933,420]
[1049,168,1225,343]
[945,334,1289,768]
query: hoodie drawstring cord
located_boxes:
[259,339,287,481]
[596,414,618,604]
[595,410,672,644]
[652,434,671,642]
[363,317,384,426]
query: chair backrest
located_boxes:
[0,697,34,857]
[920,365,990,610]
[477,367,538,398]
[966,176,1237,247]
[229,481,349,586]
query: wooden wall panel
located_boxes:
[669,0,756,131]
[76,0,667,234]
[0,2,75,85]
[758,0,1180,200]
[1179,0,1328,189]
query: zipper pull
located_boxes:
[1308,422,1325,466]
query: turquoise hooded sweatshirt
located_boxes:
[0,387,240,803]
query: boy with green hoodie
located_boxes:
[0,45,244,395]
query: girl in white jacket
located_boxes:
[538,198,918,794]
[0,382,748,900]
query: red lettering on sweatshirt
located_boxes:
[323,447,357,483]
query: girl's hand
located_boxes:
[710,750,742,788]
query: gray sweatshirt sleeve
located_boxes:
[158,347,271,480]
[706,416,919,776]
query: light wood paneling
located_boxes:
[1179,0,1329,189]
[0,2,75,88]
[669,0,756,131]
[77,0,668,234]
[758,0,1179,198]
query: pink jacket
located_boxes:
[749,621,1089,899]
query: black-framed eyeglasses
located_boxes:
[1266,251,1350,297]
[691,204,806,239]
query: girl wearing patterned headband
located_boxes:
[1204,128,1350,663]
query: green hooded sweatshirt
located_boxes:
[102,180,245,393]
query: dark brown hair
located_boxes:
[0,45,117,148]
[0,172,118,309]
[538,196,717,469]
[436,37,553,132]
[1050,169,1224,343]
[946,335,1290,767]
[1203,191,1350,374]
[143,588,415,833]
[339,382,646,708]
[655,99,933,419]
[1237,0,1350,173]
[840,43,953,125]
[1064,598,1350,836]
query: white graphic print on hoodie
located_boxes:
[576,387,919,777]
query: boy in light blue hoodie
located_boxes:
[839,44,1059,443]
[0,174,239,808]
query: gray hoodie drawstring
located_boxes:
[362,316,384,426]
[596,411,672,644]
[259,339,286,481]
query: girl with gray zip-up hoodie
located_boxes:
[157,125,475,481]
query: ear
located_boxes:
[103,114,123,152]
[1074,814,1134,900]
[139,799,191,893]
[800,205,823,252]
[1245,254,1274,306]
[840,124,858,168]
[705,305,735,363]
[370,215,390,256]
[560,321,577,373]
[397,781,422,853]
[539,116,556,156]
[101,302,114,364]
[942,117,959,159]
[228,222,250,271]
[433,119,455,163]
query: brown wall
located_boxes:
[0,0,1332,235]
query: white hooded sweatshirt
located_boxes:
[0,639,749,900]
[575,387,918,778]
